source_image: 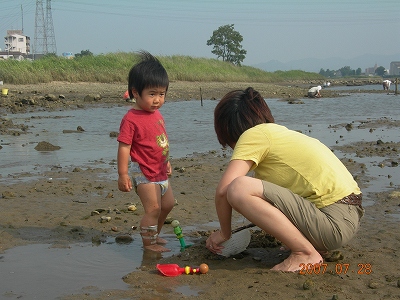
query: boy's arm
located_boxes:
[117,142,132,192]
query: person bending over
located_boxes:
[206,87,364,272]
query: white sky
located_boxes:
[1,0,399,66]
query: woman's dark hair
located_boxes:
[128,51,169,98]
[214,87,274,148]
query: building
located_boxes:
[62,52,74,59]
[389,61,400,76]
[1,30,30,60]
[365,64,377,76]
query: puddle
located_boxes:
[0,235,188,299]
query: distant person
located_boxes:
[323,81,331,88]
[206,87,364,272]
[117,51,175,252]
[308,85,322,98]
[382,80,391,91]
[123,90,131,102]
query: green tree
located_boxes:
[206,24,247,66]
[374,66,386,76]
[75,50,93,58]
[339,66,355,77]
[356,68,362,75]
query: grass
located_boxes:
[0,52,325,84]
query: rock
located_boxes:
[325,250,344,262]
[2,191,16,198]
[100,216,111,223]
[34,141,61,151]
[127,204,137,211]
[115,235,134,244]
[45,94,58,101]
[84,94,102,102]
[303,279,313,290]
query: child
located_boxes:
[117,51,175,252]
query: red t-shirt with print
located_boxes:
[117,108,169,181]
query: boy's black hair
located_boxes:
[128,51,169,99]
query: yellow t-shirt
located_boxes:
[231,123,361,208]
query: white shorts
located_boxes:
[131,162,169,196]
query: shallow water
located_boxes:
[1,92,398,180]
[0,92,399,298]
[0,235,189,299]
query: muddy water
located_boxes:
[1,92,398,180]
[0,92,399,298]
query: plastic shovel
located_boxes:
[156,263,208,277]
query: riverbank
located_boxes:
[0,78,385,114]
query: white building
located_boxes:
[1,30,30,59]
[389,61,400,76]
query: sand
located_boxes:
[0,81,399,299]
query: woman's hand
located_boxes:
[205,230,230,254]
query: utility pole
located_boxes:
[33,0,57,55]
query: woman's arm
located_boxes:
[215,159,254,240]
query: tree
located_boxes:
[75,50,93,58]
[374,66,386,76]
[206,24,246,66]
[339,66,355,77]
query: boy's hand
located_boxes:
[118,174,132,192]
[166,161,172,176]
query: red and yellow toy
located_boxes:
[157,263,209,277]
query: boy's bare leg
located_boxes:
[138,183,171,253]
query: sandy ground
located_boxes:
[0,81,399,299]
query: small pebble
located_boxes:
[127,204,137,211]
[100,216,111,223]
[303,279,313,290]
[368,281,380,289]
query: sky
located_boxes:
[1,0,399,69]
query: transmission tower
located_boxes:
[34,0,57,55]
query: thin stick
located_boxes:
[231,223,256,234]
[200,87,203,106]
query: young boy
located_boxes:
[117,51,175,252]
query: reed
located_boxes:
[0,52,324,84]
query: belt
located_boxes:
[336,193,362,207]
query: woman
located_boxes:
[206,87,364,272]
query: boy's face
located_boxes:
[132,86,167,112]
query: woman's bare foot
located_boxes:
[144,244,171,252]
[271,251,323,272]
[156,237,168,244]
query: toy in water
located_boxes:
[171,219,187,249]
[157,263,209,277]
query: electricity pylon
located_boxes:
[34,0,57,55]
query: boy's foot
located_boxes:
[156,237,168,244]
[144,244,171,253]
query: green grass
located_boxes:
[0,52,324,84]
